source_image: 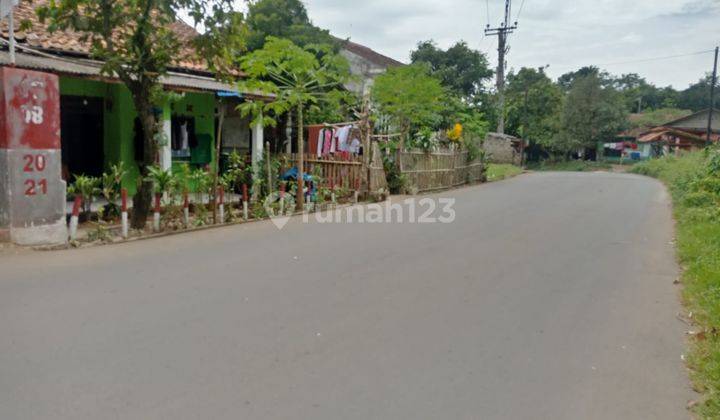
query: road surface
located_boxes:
[0,172,693,419]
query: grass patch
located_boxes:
[526,160,612,172]
[631,151,720,417]
[486,164,522,182]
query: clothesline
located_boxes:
[321,121,361,128]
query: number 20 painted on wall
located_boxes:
[23,154,48,196]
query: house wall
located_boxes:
[58,77,217,195]
[484,133,521,165]
[340,49,387,97]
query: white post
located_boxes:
[121,212,128,239]
[184,207,190,227]
[160,108,172,171]
[69,216,79,241]
[251,114,264,175]
[219,204,225,224]
[153,212,160,232]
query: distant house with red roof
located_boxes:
[637,109,720,156]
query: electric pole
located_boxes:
[707,46,718,146]
[485,0,517,135]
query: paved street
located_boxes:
[0,172,692,419]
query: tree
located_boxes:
[611,73,678,113]
[410,40,493,99]
[557,66,611,91]
[246,0,336,51]
[38,0,244,229]
[677,74,720,112]
[237,37,349,210]
[556,73,628,156]
[371,63,445,146]
[505,67,563,149]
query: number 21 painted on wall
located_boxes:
[23,154,48,196]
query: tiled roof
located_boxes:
[0,0,208,73]
[338,38,404,68]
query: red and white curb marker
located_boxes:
[121,188,129,239]
[242,184,249,221]
[218,187,225,224]
[183,192,190,227]
[279,183,286,215]
[69,195,82,241]
[153,194,161,232]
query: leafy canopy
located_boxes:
[237,36,350,126]
[246,0,336,51]
[411,40,493,99]
[505,67,563,147]
[371,63,446,132]
[556,73,628,153]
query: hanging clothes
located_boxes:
[335,125,352,152]
[322,128,334,155]
[325,129,337,154]
[316,128,325,157]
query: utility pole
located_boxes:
[485,0,517,135]
[707,46,718,146]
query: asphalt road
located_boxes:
[0,172,693,419]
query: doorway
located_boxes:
[60,95,104,180]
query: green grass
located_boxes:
[526,160,613,172]
[486,164,523,182]
[631,152,720,417]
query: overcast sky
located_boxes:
[304,0,720,89]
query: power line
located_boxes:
[516,0,526,21]
[550,49,715,70]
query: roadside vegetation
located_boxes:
[631,151,720,417]
[486,164,522,182]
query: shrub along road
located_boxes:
[0,172,692,419]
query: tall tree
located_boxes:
[677,74,720,112]
[557,66,611,91]
[556,73,628,156]
[371,63,445,146]
[38,0,244,229]
[245,0,336,51]
[505,67,563,149]
[410,40,493,99]
[237,37,349,210]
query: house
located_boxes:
[0,1,268,196]
[637,109,720,156]
[337,39,404,97]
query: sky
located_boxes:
[304,0,720,89]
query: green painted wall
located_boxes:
[59,77,217,196]
[170,92,217,173]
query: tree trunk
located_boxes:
[130,90,158,230]
[296,104,305,211]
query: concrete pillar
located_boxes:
[159,103,172,171]
[251,114,264,174]
[0,67,67,245]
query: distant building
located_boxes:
[637,109,720,156]
[337,39,404,97]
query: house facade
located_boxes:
[0,1,266,196]
[637,109,720,157]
